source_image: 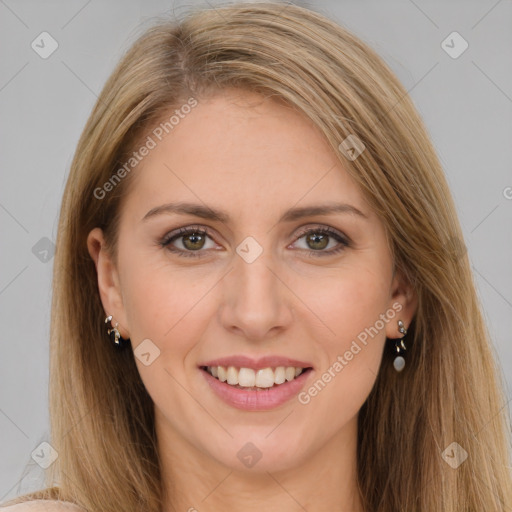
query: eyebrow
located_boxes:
[142,201,368,223]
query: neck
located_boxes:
[158,412,365,512]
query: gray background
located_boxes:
[1,0,511,499]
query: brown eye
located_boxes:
[305,232,329,250]
[181,231,207,251]
[293,227,350,256]
[161,227,216,258]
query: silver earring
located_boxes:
[104,315,129,349]
[393,320,407,372]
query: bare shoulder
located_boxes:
[0,500,86,511]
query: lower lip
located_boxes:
[200,368,313,411]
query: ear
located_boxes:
[87,227,130,339]
[385,267,417,339]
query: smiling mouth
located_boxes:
[200,365,313,390]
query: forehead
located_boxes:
[121,89,368,224]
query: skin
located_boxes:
[88,88,417,512]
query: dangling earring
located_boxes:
[104,315,130,349]
[392,319,408,372]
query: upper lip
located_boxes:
[199,355,314,370]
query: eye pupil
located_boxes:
[307,233,329,250]
[183,232,206,250]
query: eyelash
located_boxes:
[159,225,350,259]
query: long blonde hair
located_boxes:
[3,2,511,510]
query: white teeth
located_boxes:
[205,365,308,388]
[217,366,227,382]
[274,366,286,385]
[238,367,256,387]
[226,366,238,385]
[255,368,275,388]
[285,367,295,381]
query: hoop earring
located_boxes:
[392,319,408,372]
[104,315,130,349]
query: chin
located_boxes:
[203,429,310,474]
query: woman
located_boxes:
[2,2,511,511]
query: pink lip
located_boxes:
[200,367,314,411]
[198,355,313,370]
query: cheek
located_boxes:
[120,263,213,406]
[119,248,215,352]
[295,263,390,407]
[299,261,391,345]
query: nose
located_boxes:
[218,246,293,342]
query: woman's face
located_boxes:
[88,88,415,474]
